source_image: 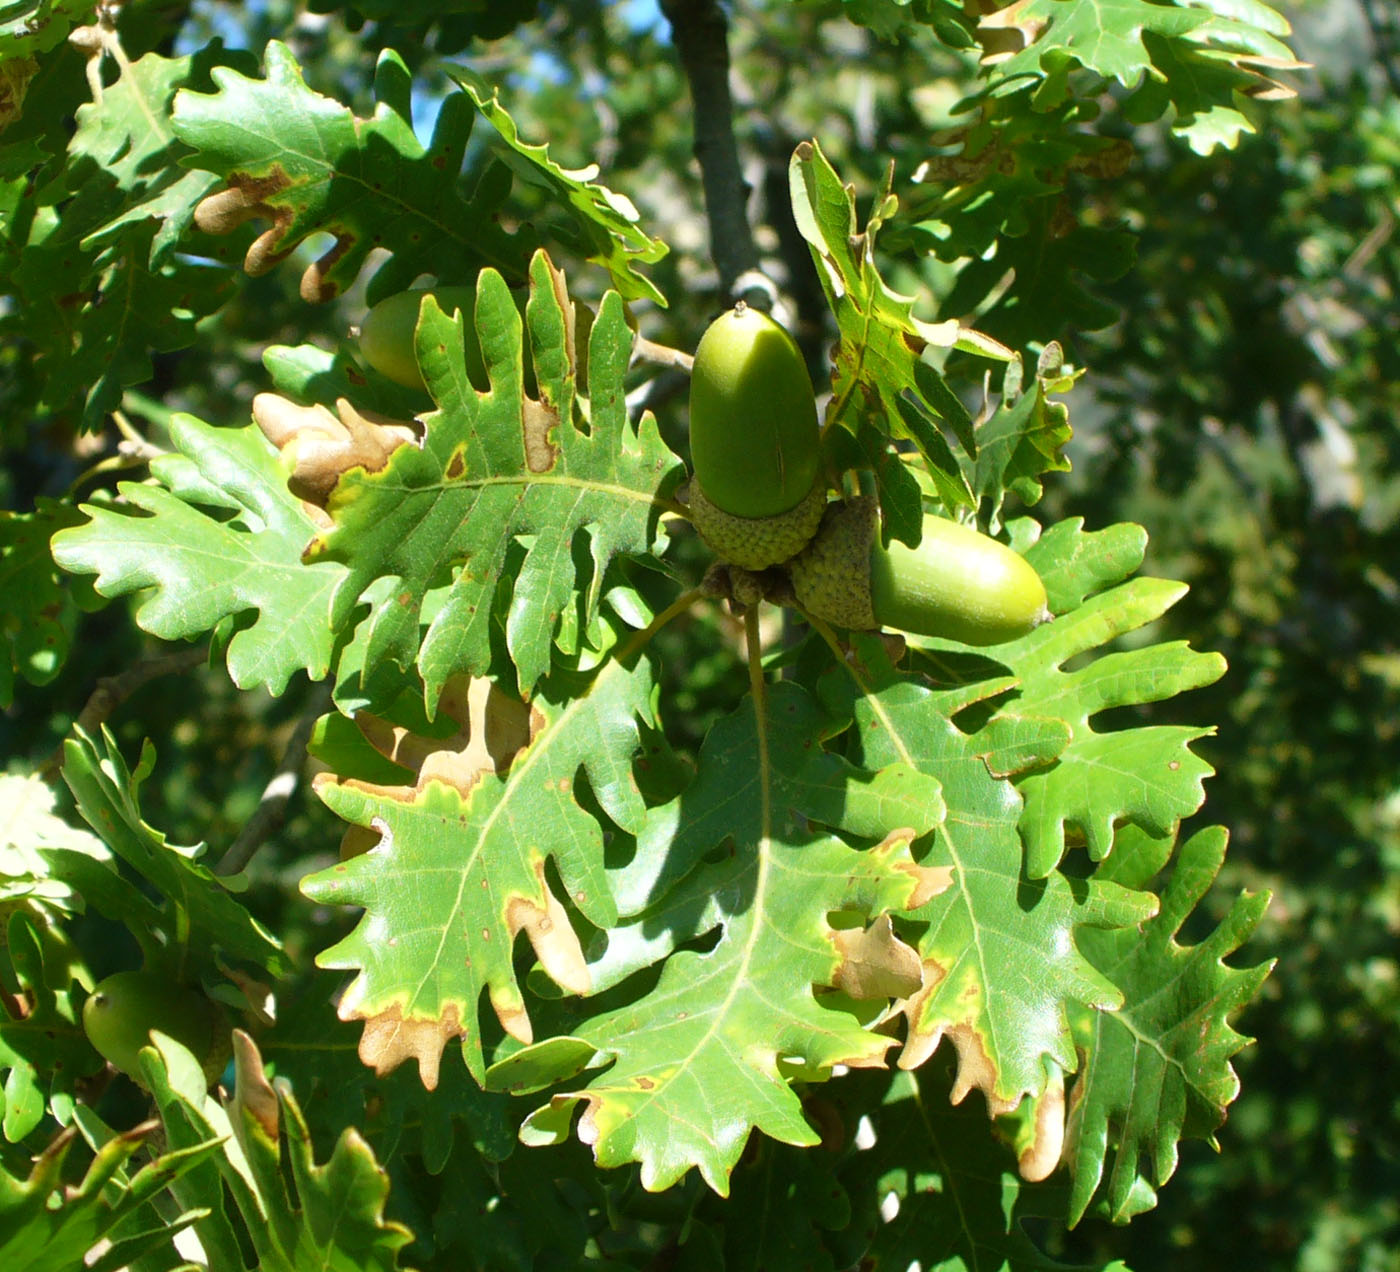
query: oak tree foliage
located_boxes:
[0,0,1304,1266]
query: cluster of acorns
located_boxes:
[684,303,1050,645]
[349,286,1049,646]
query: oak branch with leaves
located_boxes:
[0,1,1294,1267]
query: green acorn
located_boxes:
[82,970,225,1087]
[686,304,825,569]
[789,496,1051,644]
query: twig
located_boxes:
[111,409,167,462]
[659,0,772,306]
[215,683,333,876]
[43,646,209,780]
[632,335,695,373]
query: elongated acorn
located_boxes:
[686,303,826,569]
[789,496,1050,644]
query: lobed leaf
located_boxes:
[303,644,659,1086]
[5,47,236,430]
[0,910,99,1142]
[0,502,84,707]
[308,253,682,700]
[1065,826,1273,1223]
[789,139,1011,541]
[509,683,950,1195]
[0,1120,217,1272]
[139,1029,415,1272]
[825,638,1157,1116]
[56,728,288,978]
[987,0,1305,153]
[448,67,669,306]
[893,101,1139,346]
[51,414,347,695]
[998,577,1227,876]
[833,1062,1131,1271]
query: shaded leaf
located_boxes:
[7,47,235,429]
[57,728,287,977]
[513,683,949,1194]
[0,1120,216,1272]
[140,1030,416,1272]
[1065,826,1273,1223]
[0,910,99,1142]
[789,138,1012,540]
[0,501,83,707]
[833,1062,1131,1271]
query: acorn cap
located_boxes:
[688,477,828,571]
[787,496,879,630]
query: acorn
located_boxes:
[82,970,225,1087]
[789,496,1051,645]
[686,304,826,570]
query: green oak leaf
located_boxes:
[827,639,1157,1116]
[0,911,100,1142]
[998,576,1227,876]
[1023,517,1149,615]
[708,1137,855,1272]
[0,501,83,707]
[57,728,288,978]
[789,139,1012,541]
[302,641,659,1085]
[173,41,523,301]
[0,0,97,59]
[971,348,1075,525]
[0,1119,218,1272]
[990,0,1303,153]
[9,47,237,430]
[1065,826,1273,1223]
[892,101,1138,345]
[511,683,949,1195]
[139,1030,415,1272]
[308,253,682,700]
[448,66,669,306]
[258,977,518,1174]
[51,413,346,695]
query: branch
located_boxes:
[1356,0,1400,99]
[215,683,332,876]
[660,0,772,307]
[43,646,208,779]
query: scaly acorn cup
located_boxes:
[790,496,1051,644]
[686,303,826,569]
